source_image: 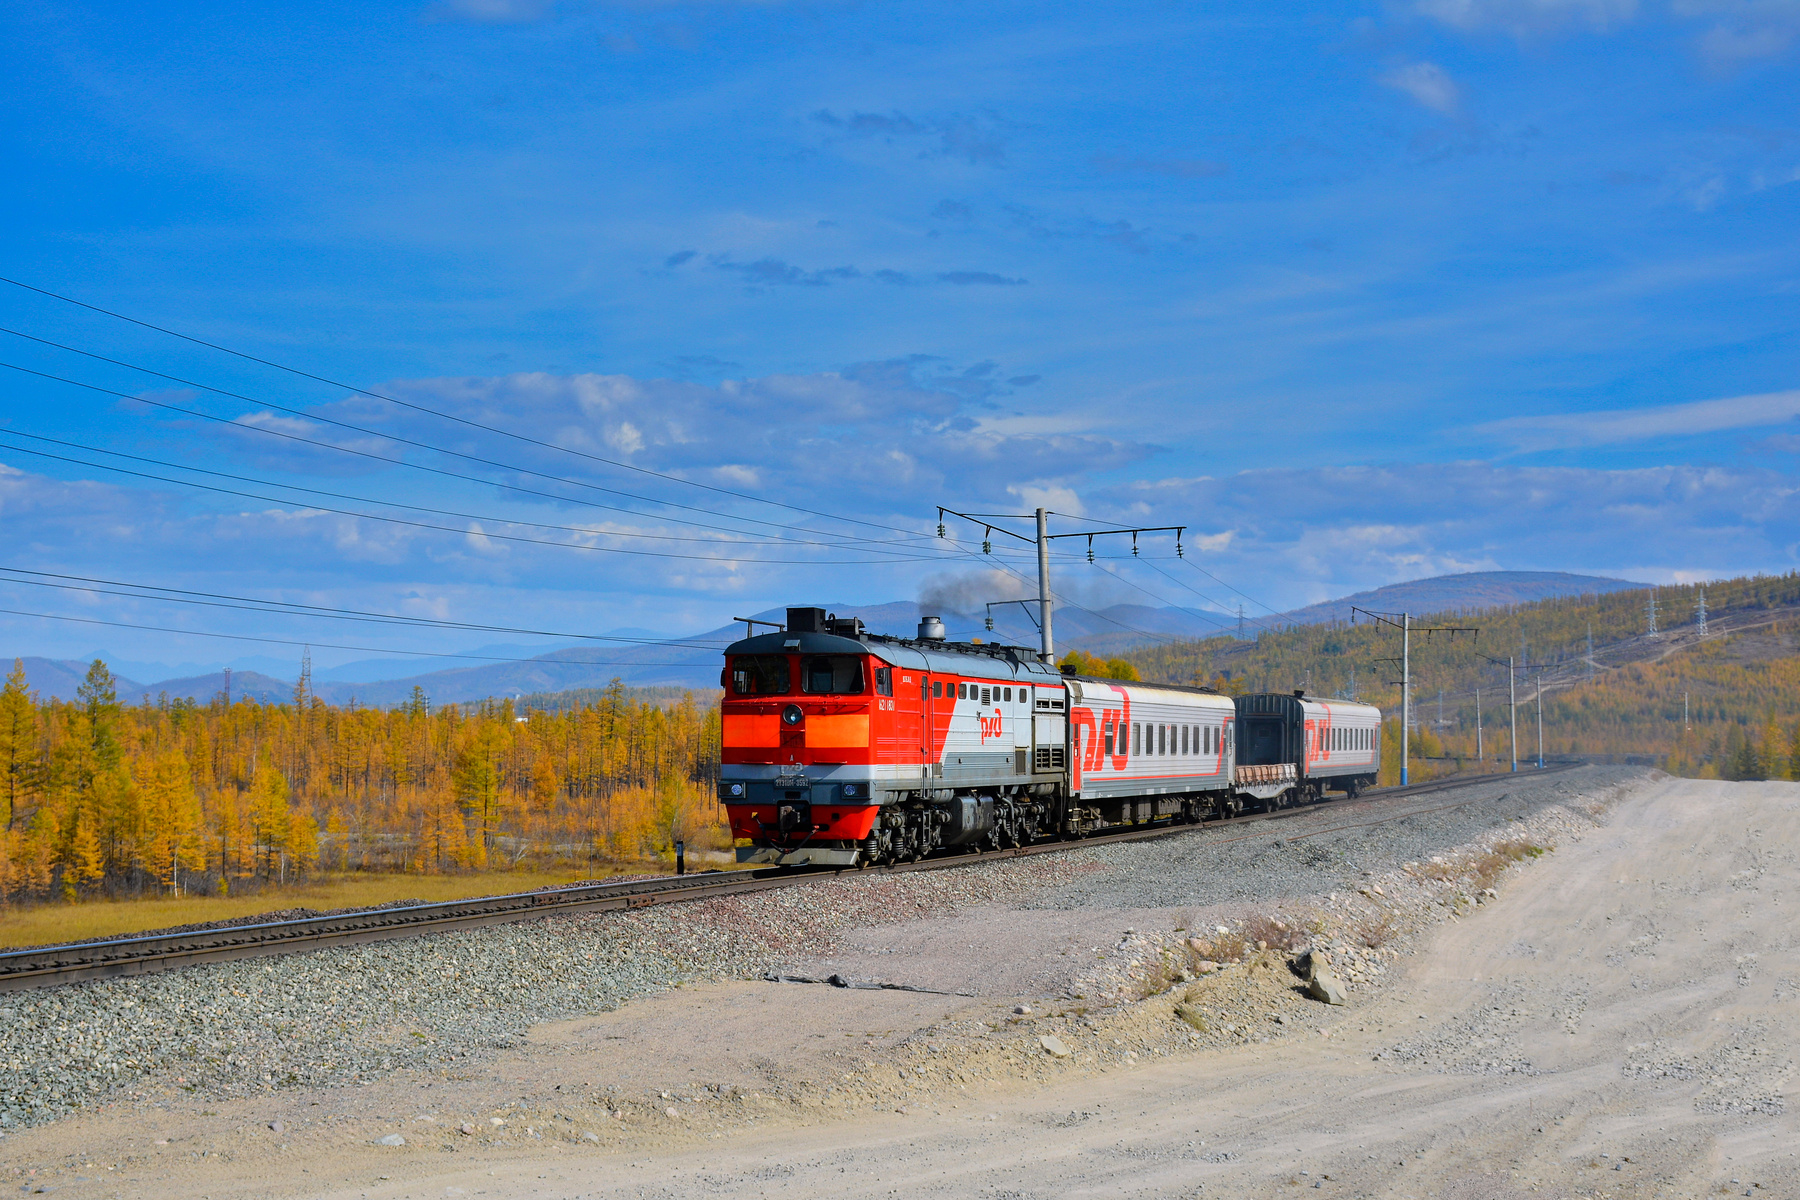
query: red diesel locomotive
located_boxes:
[721,607,1381,867]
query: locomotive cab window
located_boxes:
[875,666,893,696]
[933,680,943,698]
[802,655,865,694]
[730,655,790,696]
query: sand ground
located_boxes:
[6,775,1796,1199]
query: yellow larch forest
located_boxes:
[0,659,724,904]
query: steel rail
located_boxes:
[0,764,1575,993]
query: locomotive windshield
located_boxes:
[730,655,791,696]
[802,655,865,694]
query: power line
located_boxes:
[0,607,711,669]
[0,567,735,647]
[0,437,940,566]
[0,278,939,538]
[0,427,922,555]
[0,349,946,553]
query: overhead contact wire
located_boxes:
[0,279,944,541]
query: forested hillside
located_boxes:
[1122,571,1800,781]
[0,661,721,904]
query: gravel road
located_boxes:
[0,766,1633,1132]
[6,763,1743,1200]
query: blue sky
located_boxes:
[1,0,1797,673]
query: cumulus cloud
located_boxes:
[1379,62,1463,114]
[1107,461,1800,602]
[346,359,1146,516]
[1473,388,1800,450]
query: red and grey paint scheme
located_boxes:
[721,607,1383,867]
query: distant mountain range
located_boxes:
[8,570,1643,706]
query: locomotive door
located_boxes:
[916,673,930,775]
[1013,678,1032,775]
[895,670,928,780]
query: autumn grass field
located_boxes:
[0,867,648,951]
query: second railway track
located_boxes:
[0,765,1576,994]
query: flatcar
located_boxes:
[720,607,1383,867]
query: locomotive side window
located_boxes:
[933,681,943,698]
[802,655,865,694]
[1132,723,1140,755]
[1105,728,1114,756]
[875,666,893,696]
[730,655,790,696]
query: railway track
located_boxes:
[0,764,1578,993]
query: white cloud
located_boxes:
[1379,62,1463,115]
[1008,484,1086,516]
[1414,0,1637,35]
[427,0,554,23]
[1693,13,1799,69]
[1474,388,1800,450]
[1105,461,1800,605]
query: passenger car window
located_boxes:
[730,655,790,696]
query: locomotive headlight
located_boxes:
[782,703,804,726]
[727,782,745,798]
[841,782,865,799]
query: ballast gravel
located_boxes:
[0,765,1646,1131]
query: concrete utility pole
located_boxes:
[1353,607,1475,788]
[1476,687,1484,761]
[1536,675,1545,768]
[1035,507,1054,662]
[1481,652,1518,772]
[937,506,1184,664]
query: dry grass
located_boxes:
[1494,839,1550,861]
[1352,911,1397,948]
[0,868,636,950]
[1241,912,1308,951]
